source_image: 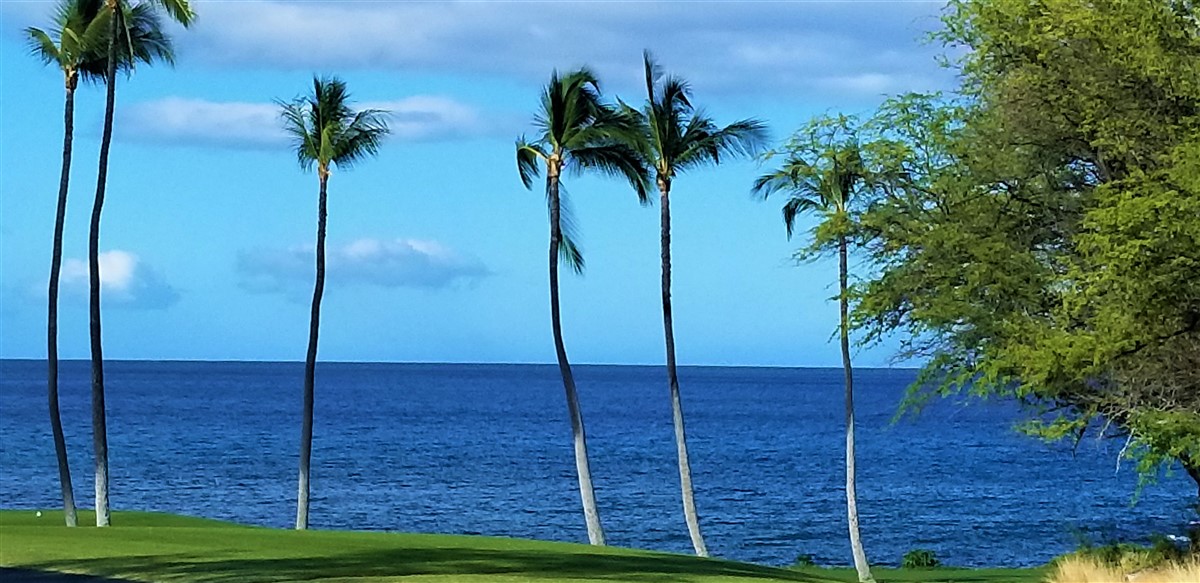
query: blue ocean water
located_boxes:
[0,360,1193,567]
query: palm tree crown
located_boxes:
[633,51,767,186]
[752,118,866,238]
[515,68,650,272]
[26,0,174,84]
[281,76,391,177]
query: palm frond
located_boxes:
[555,184,586,274]
[332,108,389,169]
[152,0,195,27]
[278,76,390,172]
[515,138,545,190]
[25,27,62,67]
[569,143,651,204]
[120,3,173,68]
[278,99,318,171]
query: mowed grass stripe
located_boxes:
[0,511,1043,583]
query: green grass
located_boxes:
[0,510,1044,583]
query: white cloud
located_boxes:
[57,250,180,310]
[117,95,504,149]
[0,0,949,99]
[237,237,490,293]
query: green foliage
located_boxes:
[753,114,868,250]
[629,51,767,193]
[278,76,390,174]
[793,554,816,567]
[514,69,650,274]
[25,0,175,83]
[848,0,1200,493]
[900,549,940,569]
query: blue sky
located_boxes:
[0,0,949,366]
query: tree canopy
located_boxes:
[849,0,1200,492]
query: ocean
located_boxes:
[0,359,1193,567]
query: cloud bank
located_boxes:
[57,250,181,310]
[186,1,948,96]
[117,95,505,149]
[238,237,490,293]
[6,1,950,98]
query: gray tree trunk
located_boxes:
[658,180,708,557]
[841,235,872,582]
[547,167,605,545]
[48,72,79,528]
[296,171,328,530]
[88,2,122,528]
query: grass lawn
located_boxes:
[0,510,1045,583]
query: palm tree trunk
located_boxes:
[296,170,328,531]
[659,181,707,557]
[547,169,605,546]
[48,72,79,528]
[88,1,122,528]
[841,235,871,582]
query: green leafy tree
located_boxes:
[515,68,649,545]
[753,115,875,583]
[852,0,1200,499]
[280,76,390,530]
[26,0,113,529]
[71,0,184,528]
[628,51,766,557]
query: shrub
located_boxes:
[792,553,816,568]
[901,548,940,569]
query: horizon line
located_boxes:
[0,357,919,370]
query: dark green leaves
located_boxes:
[279,76,391,173]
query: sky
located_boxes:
[0,0,951,366]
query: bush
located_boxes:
[792,553,816,568]
[901,548,940,569]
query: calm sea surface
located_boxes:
[0,360,1193,567]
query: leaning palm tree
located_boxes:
[30,0,176,529]
[752,116,874,582]
[86,0,190,528]
[26,0,113,529]
[627,51,766,557]
[280,76,389,530]
[515,68,649,545]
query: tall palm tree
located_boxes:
[25,0,114,529]
[752,117,874,582]
[280,76,389,530]
[30,0,175,529]
[627,51,766,557]
[86,0,189,528]
[515,68,648,545]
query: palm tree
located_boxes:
[86,0,189,528]
[280,76,389,530]
[627,51,766,557]
[515,68,649,545]
[752,117,874,582]
[29,0,175,529]
[25,0,114,529]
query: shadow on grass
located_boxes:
[26,547,828,582]
[0,567,135,582]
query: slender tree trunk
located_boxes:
[547,167,605,546]
[48,72,79,528]
[89,2,121,528]
[841,235,872,582]
[296,170,328,531]
[659,180,708,557]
